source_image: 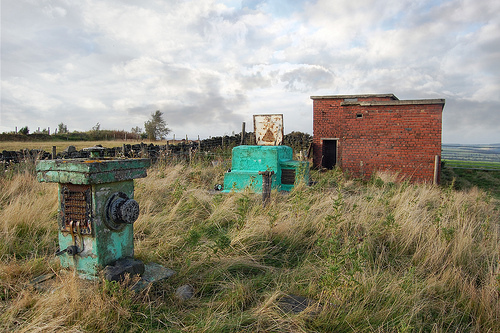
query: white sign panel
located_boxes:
[253,114,284,146]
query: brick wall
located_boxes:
[312,94,444,183]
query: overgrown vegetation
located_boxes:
[1,159,499,332]
[442,166,500,200]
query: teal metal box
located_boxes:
[36,158,150,278]
[223,145,309,192]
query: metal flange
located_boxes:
[105,192,140,231]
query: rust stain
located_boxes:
[253,114,284,146]
[60,184,92,235]
[262,128,275,142]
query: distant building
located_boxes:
[311,94,445,183]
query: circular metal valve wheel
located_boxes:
[105,192,140,231]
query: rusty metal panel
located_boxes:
[253,114,284,146]
[60,184,92,235]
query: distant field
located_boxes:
[0,140,159,152]
[442,143,500,163]
[442,143,500,171]
[443,159,500,170]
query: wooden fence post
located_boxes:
[433,155,440,185]
[241,122,246,145]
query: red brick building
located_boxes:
[311,94,445,183]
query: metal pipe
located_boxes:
[258,171,274,207]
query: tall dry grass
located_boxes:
[1,161,499,332]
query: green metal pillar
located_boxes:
[36,158,150,279]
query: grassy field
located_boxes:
[1,158,499,332]
[441,165,500,200]
[443,159,500,170]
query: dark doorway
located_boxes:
[322,139,337,169]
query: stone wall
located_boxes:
[1,132,312,167]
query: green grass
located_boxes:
[443,159,500,170]
[441,165,500,200]
[1,162,499,332]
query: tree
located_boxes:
[131,126,143,140]
[144,110,170,141]
[58,122,68,134]
[19,126,29,135]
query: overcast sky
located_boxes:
[1,0,499,144]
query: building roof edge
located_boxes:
[310,94,398,100]
[340,99,446,106]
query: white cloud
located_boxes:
[1,0,499,143]
[1,79,62,111]
[42,4,67,18]
[79,98,107,110]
